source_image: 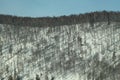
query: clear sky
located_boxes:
[0,0,120,17]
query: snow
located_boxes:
[0,22,120,80]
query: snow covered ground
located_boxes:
[0,22,120,80]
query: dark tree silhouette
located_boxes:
[36,74,40,80]
[0,44,2,55]
[9,44,13,54]
[0,11,120,27]
[8,75,13,80]
[51,76,55,80]
[16,75,21,80]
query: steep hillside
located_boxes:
[0,11,120,80]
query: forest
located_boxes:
[0,11,120,27]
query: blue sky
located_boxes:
[0,0,120,17]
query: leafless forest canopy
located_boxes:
[0,11,120,27]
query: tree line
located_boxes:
[0,11,120,27]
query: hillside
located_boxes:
[0,11,120,80]
[0,11,120,27]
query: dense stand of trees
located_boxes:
[0,11,120,27]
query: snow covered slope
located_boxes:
[0,22,120,80]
